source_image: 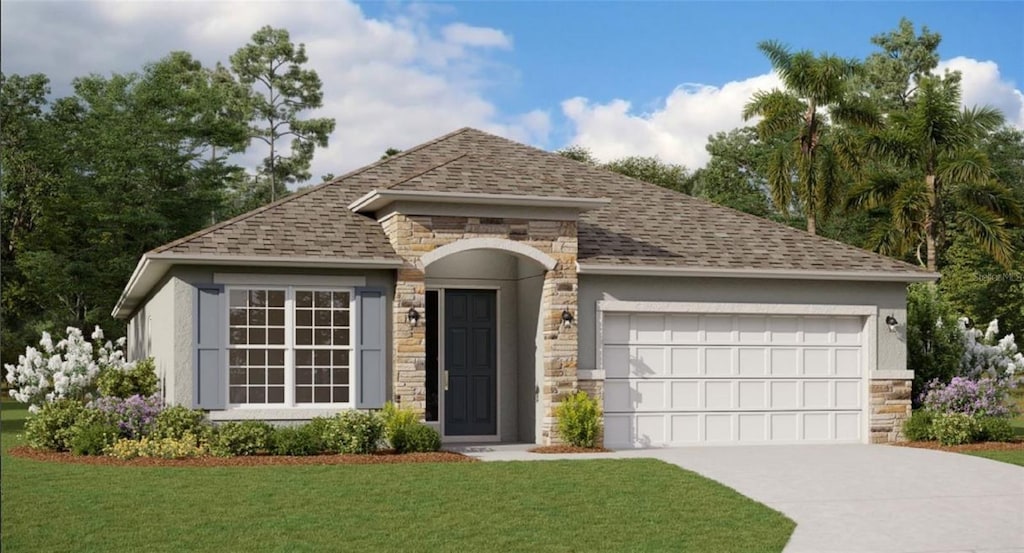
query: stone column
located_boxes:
[539,223,579,444]
[869,379,912,443]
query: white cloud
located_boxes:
[442,23,512,49]
[561,73,781,169]
[0,0,544,184]
[937,56,1024,128]
[562,57,1024,169]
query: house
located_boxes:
[113,128,936,447]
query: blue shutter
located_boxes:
[194,285,226,410]
[356,288,387,409]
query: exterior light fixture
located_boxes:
[885,315,898,332]
[407,307,421,327]
[561,309,574,328]
[963,317,974,329]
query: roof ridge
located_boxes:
[151,128,476,254]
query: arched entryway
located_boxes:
[422,239,554,443]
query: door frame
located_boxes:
[427,284,502,443]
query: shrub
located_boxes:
[70,420,120,456]
[271,424,325,456]
[4,326,132,412]
[556,391,602,448]
[381,402,419,446]
[902,410,935,441]
[397,423,441,453]
[330,410,384,454]
[106,434,208,460]
[304,417,333,452]
[931,413,981,446]
[959,318,1024,382]
[24,398,86,451]
[153,406,212,444]
[91,394,164,439]
[976,416,1014,442]
[96,358,158,399]
[906,284,966,404]
[922,377,1014,418]
[210,421,274,456]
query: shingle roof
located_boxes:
[154,127,931,277]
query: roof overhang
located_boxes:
[111,253,405,319]
[348,189,610,213]
[576,262,940,283]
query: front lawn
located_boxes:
[964,449,1024,466]
[0,400,794,552]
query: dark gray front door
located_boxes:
[444,289,497,436]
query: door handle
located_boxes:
[444,370,450,391]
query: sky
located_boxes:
[2,1,1022,184]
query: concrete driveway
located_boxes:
[456,444,1024,553]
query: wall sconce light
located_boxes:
[407,307,421,327]
[561,309,574,328]
[963,317,973,329]
[885,314,898,333]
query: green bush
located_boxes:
[69,420,120,456]
[153,406,212,444]
[397,423,441,453]
[931,412,981,446]
[556,391,602,448]
[24,399,86,451]
[271,423,325,456]
[96,358,159,399]
[330,410,384,454]
[902,410,935,441]
[210,421,275,456]
[976,416,1014,442]
[381,402,419,448]
[906,284,966,404]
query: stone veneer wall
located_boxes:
[380,214,579,444]
[869,379,912,443]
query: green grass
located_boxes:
[964,450,1024,466]
[0,400,794,553]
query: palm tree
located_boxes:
[847,75,1020,271]
[743,40,880,234]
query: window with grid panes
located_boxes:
[227,288,352,406]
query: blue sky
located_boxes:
[2,1,1022,178]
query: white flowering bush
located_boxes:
[3,326,133,413]
[959,318,1024,383]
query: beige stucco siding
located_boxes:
[577,275,908,373]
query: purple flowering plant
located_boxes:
[91,394,164,439]
[921,376,1016,418]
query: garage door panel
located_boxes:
[705,381,732,409]
[803,349,831,376]
[601,312,866,447]
[667,315,700,342]
[634,347,666,376]
[670,381,699,409]
[705,348,733,376]
[738,348,767,376]
[738,381,766,409]
[770,348,799,375]
[836,349,861,376]
[704,316,734,342]
[670,348,700,375]
[738,414,767,442]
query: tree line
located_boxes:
[1,26,333,364]
[2,19,1021,366]
[559,19,1023,339]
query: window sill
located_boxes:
[209,407,353,421]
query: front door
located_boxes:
[444,289,497,436]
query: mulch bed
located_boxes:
[528,445,611,454]
[7,446,477,467]
[895,440,1024,453]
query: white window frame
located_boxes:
[225,284,356,410]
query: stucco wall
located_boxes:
[577,275,908,373]
[128,278,175,403]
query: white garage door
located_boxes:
[601,312,866,447]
